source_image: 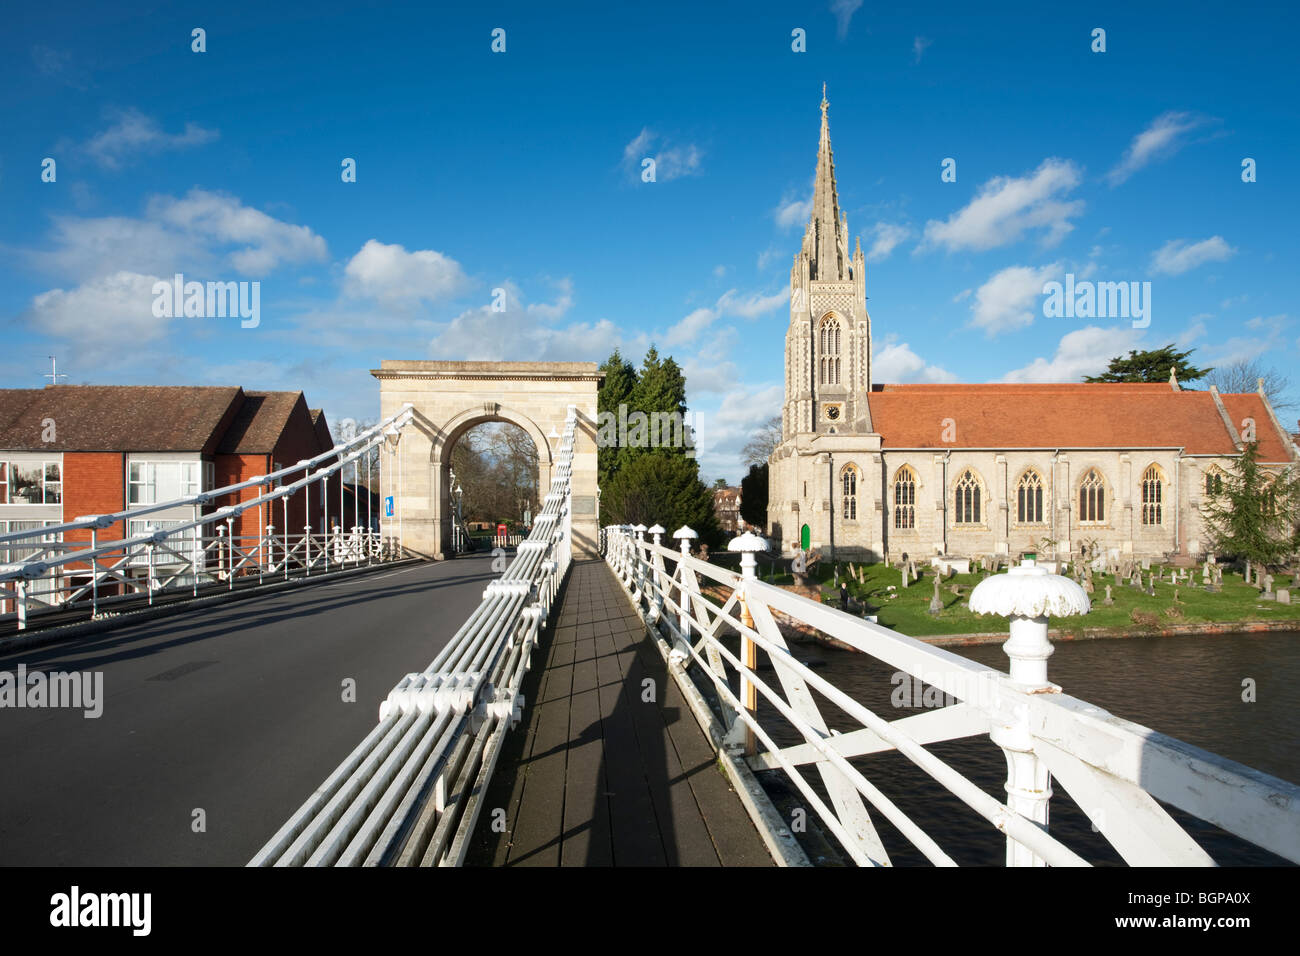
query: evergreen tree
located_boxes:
[1202,442,1299,570]
[597,349,637,488]
[740,463,768,530]
[601,453,722,549]
[1084,344,1211,384]
[596,345,717,545]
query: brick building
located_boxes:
[0,385,339,585]
[713,486,743,534]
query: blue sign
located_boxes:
[385,496,394,517]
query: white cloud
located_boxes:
[831,0,864,39]
[35,189,328,280]
[873,339,957,383]
[922,159,1083,252]
[665,307,718,347]
[1150,236,1235,276]
[1108,111,1210,186]
[428,281,641,362]
[867,222,911,261]
[27,270,168,344]
[525,277,574,320]
[1176,315,1212,347]
[149,191,328,275]
[622,128,702,182]
[969,263,1061,336]
[757,246,783,271]
[913,36,932,63]
[84,108,218,169]
[692,383,784,481]
[1000,325,1144,382]
[1199,314,1291,367]
[343,239,470,305]
[664,287,786,347]
[774,191,813,229]
[717,288,786,319]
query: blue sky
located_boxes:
[2,0,1297,482]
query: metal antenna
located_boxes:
[44,356,68,386]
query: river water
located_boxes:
[746,630,1300,866]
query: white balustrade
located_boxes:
[603,526,1300,867]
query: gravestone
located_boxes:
[1262,574,1276,600]
[1206,565,1221,593]
[1103,584,1114,607]
[1278,589,1292,605]
[929,574,943,615]
[1147,573,1156,596]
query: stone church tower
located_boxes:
[783,87,872,437]
[772,88,882,555]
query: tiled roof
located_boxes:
[1217,393,1296,462]
[216,391,306,454]
[0,386,243,453]
[866,383,1292,458]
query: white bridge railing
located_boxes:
[0,406,416,631]
[603,524,1300,867]
[249,406,578,867]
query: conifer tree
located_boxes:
[1202,442,1299,570]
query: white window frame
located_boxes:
[129,461,202,505]
[0,460,62,505]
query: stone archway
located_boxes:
[372,361,603,559]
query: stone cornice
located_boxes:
[371,360,604,383]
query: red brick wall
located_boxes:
[213,453,271,543]
[273,402,330,533]
[62,452,126,568]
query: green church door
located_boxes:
[800,523,811,550]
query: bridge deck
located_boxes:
[468,559,773,866]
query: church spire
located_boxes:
[806,84,847,280]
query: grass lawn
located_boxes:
[746,558,1300,638]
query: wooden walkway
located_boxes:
[467,559,773,866]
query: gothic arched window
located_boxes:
[1204,468,1224,497]
[1141,465,1164,526]
[819,315,841,385]
[893,466,916,530]
[1078,469,1105,524]
[1016,469,1044,524]
[841,464,858,520]
[953,469,982,525]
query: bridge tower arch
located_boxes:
[371,360,603,559]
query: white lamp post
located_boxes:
[727,531,769,755]
[969,555,1089,866]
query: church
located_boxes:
[767,92,1299,566]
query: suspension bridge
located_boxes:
[2,396,1298,868]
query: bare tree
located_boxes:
[741,415,783,466]
[1204,359,1295,411]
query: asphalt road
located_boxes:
[0,553,500,866]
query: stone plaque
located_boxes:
[572,495,596,515]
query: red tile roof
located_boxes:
[867,383,1293,458]
[1217,393,1295,462]
[0,386,244,453]
[216,391,306,454]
